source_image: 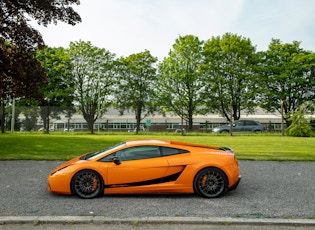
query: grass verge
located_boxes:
[0,132,314,161]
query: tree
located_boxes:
[20,105,39,131]
[115,50,158,134]
[202,32,257,122]
[68,41,115,134]
[158,35,205,132]
[36,47,75,133]
[0,0,81,132]
[1,0,81,50]
[0,42,47,132]
[257,39,315,126]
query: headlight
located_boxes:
[50,164,72,176]
[213,128,220,132]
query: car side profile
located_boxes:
[212,120,265,133]
[48,139,241,199]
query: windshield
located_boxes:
[81,142,126,161]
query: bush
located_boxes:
[286,123,314,137]
[286,101,315,137]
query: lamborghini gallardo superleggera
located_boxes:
[48,139,241,199]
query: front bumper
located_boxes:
[48,172,72,195]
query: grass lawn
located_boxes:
[0,132,314,161]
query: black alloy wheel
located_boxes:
[71,170,104,199]
[194,167,227,198]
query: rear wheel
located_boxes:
[194,167,227,198]
[71,170,103,199]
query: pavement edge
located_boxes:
[0,216,315,226]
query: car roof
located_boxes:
[125,139,220,150]
[126,139,169,146]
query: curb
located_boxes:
[0,216,315,226]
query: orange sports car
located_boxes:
[48,139,241,199]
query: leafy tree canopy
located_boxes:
[0,0,81,132]
[158,35,205,131]
[257,39,315,125]
[115,50,158,133]
[68,40,115,133]
[202,32,257,121]
[36,46,75,132]
[0,0,81,100]
[0,0,81,50]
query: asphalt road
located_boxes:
[0,160,314,219]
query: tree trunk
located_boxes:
[83,114,95,134]
[188,110,193,132]
[88,117,95,134]
[1,100,5,133]
[135,105,142,135]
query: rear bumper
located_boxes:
[228,175,241,191]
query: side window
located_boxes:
[99,153,115,162]
[116,146,160,161]
[234,121,243,126]
[161,147,189,156]
[245,121,256,126]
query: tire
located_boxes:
[194,167,228,198]
[71,170,104,199]
[220,130,229,134]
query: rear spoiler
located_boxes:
[169,140,234,152]
[218,146,234,152]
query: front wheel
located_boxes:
[220,130,229,134]
[194,167,227,198]
[71,170,104,199]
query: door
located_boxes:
[233,120,244,132]
[105,146,169,188]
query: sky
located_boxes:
[31,0,315,60]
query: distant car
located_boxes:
[127,126,146,132]
[38,127,54,132]
[48,139,241,199]
[64,128,75,132]
[213,120,265,133]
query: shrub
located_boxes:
[286,123,314,137]
[286,101,315,137]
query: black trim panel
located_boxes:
[105,171,183,188]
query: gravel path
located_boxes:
[0,160,314,219]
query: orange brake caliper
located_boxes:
[201,175,207,188]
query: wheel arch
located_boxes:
[193,166,229,194]
[70,168,105,196]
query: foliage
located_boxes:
[158,35,205,131]
[36,47,75,132]
[0,43,47,100]
[68,41,116,134]
[20,106,39,131]
[0,43,47,132]
[202,33,258,121]
[286,101,315,137]
[0,0,81,133]
[115,50,158,134]
[257,39,315,126]
[0,0,81,98]
[0,0,81,50]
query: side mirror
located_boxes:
[111,156,121,165]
